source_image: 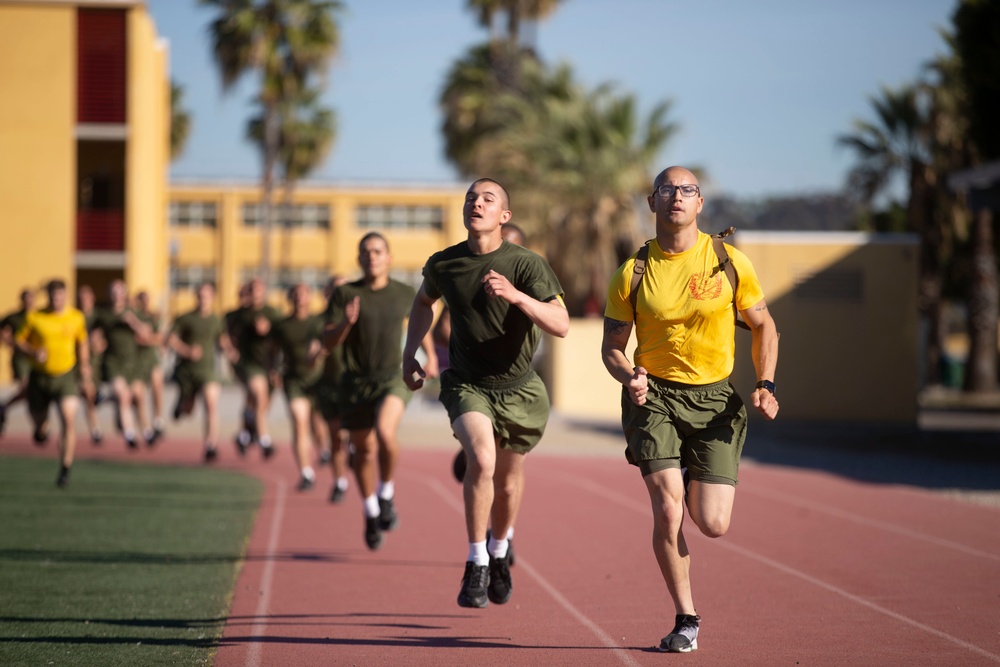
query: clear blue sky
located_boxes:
[149,0,956,199]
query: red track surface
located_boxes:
[4,410,1000,667]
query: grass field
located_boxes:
[0,456,262,667]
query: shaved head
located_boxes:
[653,166,699,191]
[469,178,510,210]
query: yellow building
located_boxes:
[167,181,468,313]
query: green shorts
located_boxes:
[27,370,78,416]
[134,348,159,384]
[102,355,136,384]
[240,360,271,381]
[314,377,343,421]
[283,373,319,404]
[339,372,411,431]
[174,364,217,403]
[621,376,747,485]
[12,353,32,381]
[439,369,550,455]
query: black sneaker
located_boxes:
[261,443,276,460]
[91,428,103,446]
[297,475,315,492]
[235,431,250,456]
[452,448,467,483]
[378,497,398,531]
[487,552,513,604]
[148,427,164,447]
[33,422,50,446]
[0,403,6,436]
[329,485,346,503]
[125,435,139,450]
[659,614,700,653]
[457,561,490,608]
[485,529,515,567]
[56,465,70,488]
[364,516,383,550]
[204,445,218,463]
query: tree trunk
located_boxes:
[911,161,945,387]
[260,103,280,292]
[964,207,999,392]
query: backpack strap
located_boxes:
[628,241,651,321]
[710,227,751,331]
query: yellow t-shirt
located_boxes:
[15,307,88,377]
[605,232,765,384]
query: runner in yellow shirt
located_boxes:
[15,279,92,487]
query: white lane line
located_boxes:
[555,473,1000,664]
[420,476,641,667]
[741,485,1000,562]
[245,479,288,667]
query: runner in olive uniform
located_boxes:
[272,284,325,491]
[317,275,350,503]
[167,283,231,462]
[325,232,438,550]
[134,291,166,445]
[225,283,255,454]
[233,278,281,458]
[96,280,151,450]
[403,178,568,608]
[76,285,106,444]
[15,279,92,487]
[0,288,36,435]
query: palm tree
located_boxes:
[838,85,946,385]
[200,0,341,288]
[169,80,191,161]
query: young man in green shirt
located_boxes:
[0,287,36,435]
[403,178,569,608]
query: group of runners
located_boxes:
[0,170,780,653]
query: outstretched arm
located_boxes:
[402,281,438,390]
[741,298,779,419]
[481,270,569,338]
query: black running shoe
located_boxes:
[261,444,276,460]
[91,428,103,446]
[148,427,164,447]
[364,516,383,550]
[329,485,346,503]
[452,448,467,483]
[33,422,50,445]
[485,529,515,567]
[56,465,70,488]
[378,497,398,531]
[125,435,139,450]
[235,431,250,456]
[457,561,490,608]
[659,614,700,653]
[0,403,6,436]
[204,445,218,463]
[487,552,512,604]
[297,475,315,492]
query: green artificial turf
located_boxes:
[0,456,263,666]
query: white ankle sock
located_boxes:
[336,476,349,491]
[363,494,380,518]
[378,480,394,500]
[487,535,509,559]
[506,526,514,540]
[301,466,315,481]
[468,541,489,566]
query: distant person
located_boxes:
[402,178,568,608]
[601,166,779,652]
[225,282,255,454]
[167,282,233,462]
[14,279,91,487]
[134,291,166,445]
[0,287,36,435]
[316,275,351,503]
[272,283,325,491]
[232,278,280,458]
[75,285,107,444]
[324,232,437,550]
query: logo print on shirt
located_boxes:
[688,272,723,300]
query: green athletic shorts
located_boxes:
[339,371,411,431]
[102,355,136,384]
[174,364,217,403]
[620,376,747,485]
[134,349,158,384]
[283,374,319,404]
[314,377,343,421]
[240,360,270,380]
[439,369,550,454]
[12,353,32,381]
[27,370,78,415]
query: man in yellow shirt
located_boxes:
[15,279,92,487]
[602,166,779,653]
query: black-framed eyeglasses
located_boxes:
[653,184,701,198]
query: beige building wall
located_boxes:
[548,232,920,423]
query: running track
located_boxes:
[3,404,999,666]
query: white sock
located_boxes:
[468,540,489,566]
[487,534,509,559]
[506,526,514,540]
[336,476,349,491]
[123,428,136,441]
[259,435,273,448]
[301,466,315,481]
[378,480,395,500]
[363,494,381,519]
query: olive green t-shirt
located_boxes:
[272,314,324,380]
[171,310,222,376]
[319,300,344,383]
[1,309,32,368]
[97,307,138,363]
[328,279,415,377]
[234,305,281,368]
[422,240,564,385]
[135,310,160,365]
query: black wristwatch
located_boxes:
[755,379,776,395]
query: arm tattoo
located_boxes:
[604,318,628,335]
[754,305,768,312]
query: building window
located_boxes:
[275,267,329,292]
[242,203,331,229]
[170,201,218,228]
[170,266,217,291]
[356,204,443,230]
